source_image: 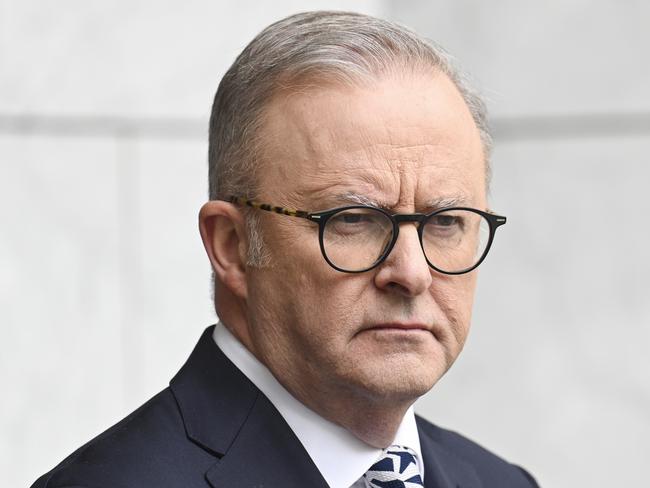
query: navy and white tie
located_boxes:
[363,445,424,488]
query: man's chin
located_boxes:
[350,357,443,404]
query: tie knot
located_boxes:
[364,445,423,488]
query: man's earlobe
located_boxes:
[198,201,248,299]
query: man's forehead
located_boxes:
[280,148,485,210]
[257,73,485,206]
[260,72,473,147]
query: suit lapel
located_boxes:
[170,326,328,488]
[205,392,329,488]
[417,417,483,488]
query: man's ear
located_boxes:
[198,201,249,300]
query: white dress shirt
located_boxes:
[213,322,423,488]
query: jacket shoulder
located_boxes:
[415,415,539,487]
[31,388,214,488]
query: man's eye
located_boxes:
[424,214,466,240]
[341,213,367,224]
[331,211,378,226]
[431,215,459,227]
[328,211,386,236]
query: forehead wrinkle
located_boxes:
[291,150,477,211]
[271,89,382,160]
[293,167,396,207]
[364,137,474,183]
[260,95,343,174]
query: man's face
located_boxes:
[243,72,487,411]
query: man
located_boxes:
[33,11,538,488]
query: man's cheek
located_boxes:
[437,277,475,309]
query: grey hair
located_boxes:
[245,210,271,267]
[207,10,492,267]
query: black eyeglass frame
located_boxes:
[228,196,507,275]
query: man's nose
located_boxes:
[373,223,433,296]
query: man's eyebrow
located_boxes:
[335,192,383,207]
[320,193,471,210]
[424,195,471,209]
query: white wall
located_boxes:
[2,1,648,487]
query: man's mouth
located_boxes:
[354,321,445,343]
[367,322,430,331]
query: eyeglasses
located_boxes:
[228,196,507,275]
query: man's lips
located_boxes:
[369,322,429,331]
[359,322,433,334]
[353,320,446,343]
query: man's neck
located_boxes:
[217,312,417,448]
[212,322,424,487]
[289,378,413,448]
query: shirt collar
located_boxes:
[213,322,423,488]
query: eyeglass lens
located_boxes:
[321,208,490,273]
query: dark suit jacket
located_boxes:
[32,325,539,488]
